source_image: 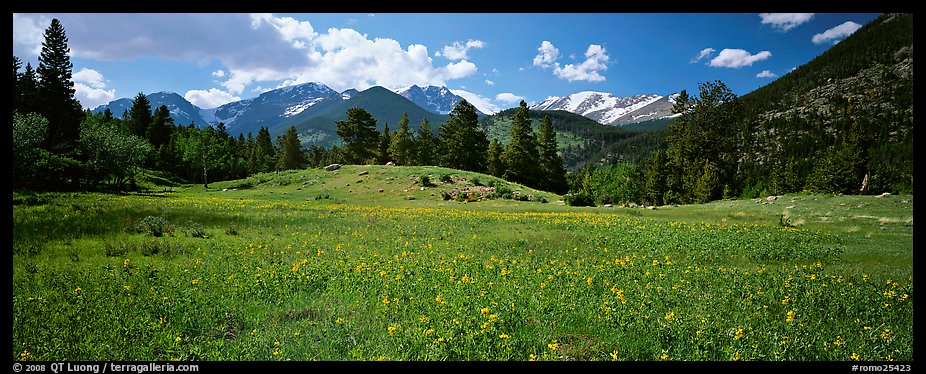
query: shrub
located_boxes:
[439,174,453,184]
[225,225,239,236]
[419,175,434,187]
[185,221,208,239]
[139,216,173,237]
[565,191,596,207]
[472,177,483,187]
[104,242,128,257]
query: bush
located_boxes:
[138,216,173,237]
[439,174,453,184]
[225,225,239,235]
[472,177,483,187]
[565,191,596,207]
[104,242,128,257]
[419,175,434,187]
[185,221,208,239]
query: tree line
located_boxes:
[333,100,569,194]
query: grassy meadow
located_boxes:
[12,165,913,361]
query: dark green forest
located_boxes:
[13,14,913,207]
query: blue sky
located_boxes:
[12,13,881,114]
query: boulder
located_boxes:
[767,195,777,201]
[359,171,369,176]
[386,161,396,166]
[420,187,426,191]
[406,196,415,200]
[378,189,384,193]
[325,164,342,171]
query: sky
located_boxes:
[12,13,882,114]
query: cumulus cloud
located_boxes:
[532,40,559,68]
[212,70,226,78]
[449,89,500,115]
[485,79,495,86]
[12,13,482,98]
[438,39,485,60]
[709,48,772,68]
[495,92,525,104]
[533,41,609,82]
[72,68,116,109]
[691,48,715,63]
[812,21,862,44]
[759,13,814,32]
[756,70,777,78]
[184,88,242,109]
[554,44,609,82]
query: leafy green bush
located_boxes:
[138,216,173,237]
[439,174,453,183]
[565,191,596,207]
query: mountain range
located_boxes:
[93,83,671,144]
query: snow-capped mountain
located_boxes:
[93,92,210,127]
[203,82,342,134]
[530,91,677,126]
[394,85,471,115]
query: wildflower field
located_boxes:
[12,166,913,361]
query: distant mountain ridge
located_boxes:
[529,91,678,126]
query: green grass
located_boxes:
[12,166,913,361]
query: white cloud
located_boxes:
[212,69,226,78]
[72,68,115,109]
[812,21,862,44]
[709,48,772,68]
[533,41,609,82]
[495,92,525,104]
[532,40,559,68]
[756,70,777,78]
[439,39,486,60]
[759,13,814,32]
[691,48,715,63]
[12,14,481,97]
[553,44,609,82]
[184,88,242,109]
[449,89,500,115]
[485,79,495,86]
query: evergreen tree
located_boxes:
[693,160,721,203]
[502,101,542,187]
[12,56,21,113]
[336,108,379,164]
[415,118,437,166]
[276,125,306,171]
[388,112,415,165]
[438,99,488,172]
[537,115,568,194]
[147,105,174,150]
[127,92,153,138]
[36,18,84,151]
[486,139,506,178]
[18,63,40,116]
[102,108,114,123]
[250,126,277,173]
[377,123,392,164]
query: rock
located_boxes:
[604,204,612,207]
[786,205,795,209]
[420,187,426,191]
[647,206,656,210]
[378,189,384,193]
[222,188,228,191]
[325,164,342,171]
[879,192,892,198]
[406,196,415,200]
[356,180,363,184]
[359,171,369,176]
[386,161,396,166]
[346,183,350,187]
[767,195,777,201]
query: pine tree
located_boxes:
[12,56,21,113]
[251,126,278,173]
[147,105,174,150]
[18,63,40,116]
[486,139,506,177]
[537,115,568,194]
[502,101,542,187]
[415,118,437,166]
[276,125,306,171]
[36,18,84,151]
[388,112,415,165]
[377,123,391,164]
[438,99,488,172]
[336,108,378,164]
[127,93,153,138]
